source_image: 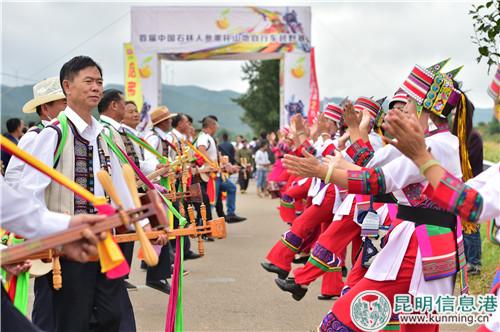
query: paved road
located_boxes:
[28,183,475,331]
[129,183,333,331]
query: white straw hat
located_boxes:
[22,77,65,113]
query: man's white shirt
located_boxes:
[17,106,147,228]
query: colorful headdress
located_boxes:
[353,96,384,119]
[374,108,386,129]
[388,88,409,109]
[487,64,500,122]
[487,64,500,100]
[400,59,462,117]
[323,102,343,123]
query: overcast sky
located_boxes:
[1,0,495,108]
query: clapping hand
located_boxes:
[382,109,428,161]
[268,132,277,144]
[283,150,322,178]
[343,102,361,130]
[324,150,347,170]
[359,110,372,133]
[337,131,350,150]
[317,113,330,134]
[291,114,306,134]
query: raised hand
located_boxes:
[268,131,277,143]
[277,129,285,141]
[343,102,361,130]
[324,150,346,170]
[317,113,330,134]
[309,116,319,139]
[292,113,306,134]
[289,114,300,133]
[324,149,362,171]
[337,131,350,150]
[382,109,428,162]
[359,110,372,133]
[283,150,322,178]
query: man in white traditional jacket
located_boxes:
[18,56,149,332]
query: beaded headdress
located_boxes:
[487,64,500,122]
[401,59,462,117]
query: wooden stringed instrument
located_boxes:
[0,190,167,266]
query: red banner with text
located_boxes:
[308,47,320,125]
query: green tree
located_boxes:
[234,60,280,134]
[470,0,500,133]
[469,0,500,72]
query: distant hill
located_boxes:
[320,96,493,126]
[1,84,252,135]
[1,84,494,133]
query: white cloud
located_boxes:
[1,1,494,107]
[312,2,493,107]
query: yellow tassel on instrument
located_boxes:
[97,233,126,273]
[0,136,125,271]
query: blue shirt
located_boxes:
[1,133,18,169]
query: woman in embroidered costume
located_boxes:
[284,59,473,332]
[267,127,293,198]
[381,64,500,332]
[274,92,406,303]
[266,97,386,300]
[262,104,347,297]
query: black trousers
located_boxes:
[32,275,55,331]
[117,241,137,332]
[119,241,135,279]
[215,188,225,218]
[143,180,189,279]
[32,270,136,332]
[238,169,250,191]
[48,259,125,332]
[146,243,172,281]
[172,201,192,256]
[197,181,213,223]
[2,286,41,332]
[118,282,136,332]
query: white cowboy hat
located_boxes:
[22,77,65,114]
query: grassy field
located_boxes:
[477,123,500,162]
[465,123,499,294]
[483,139,500,163]
[467,223,500,294]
